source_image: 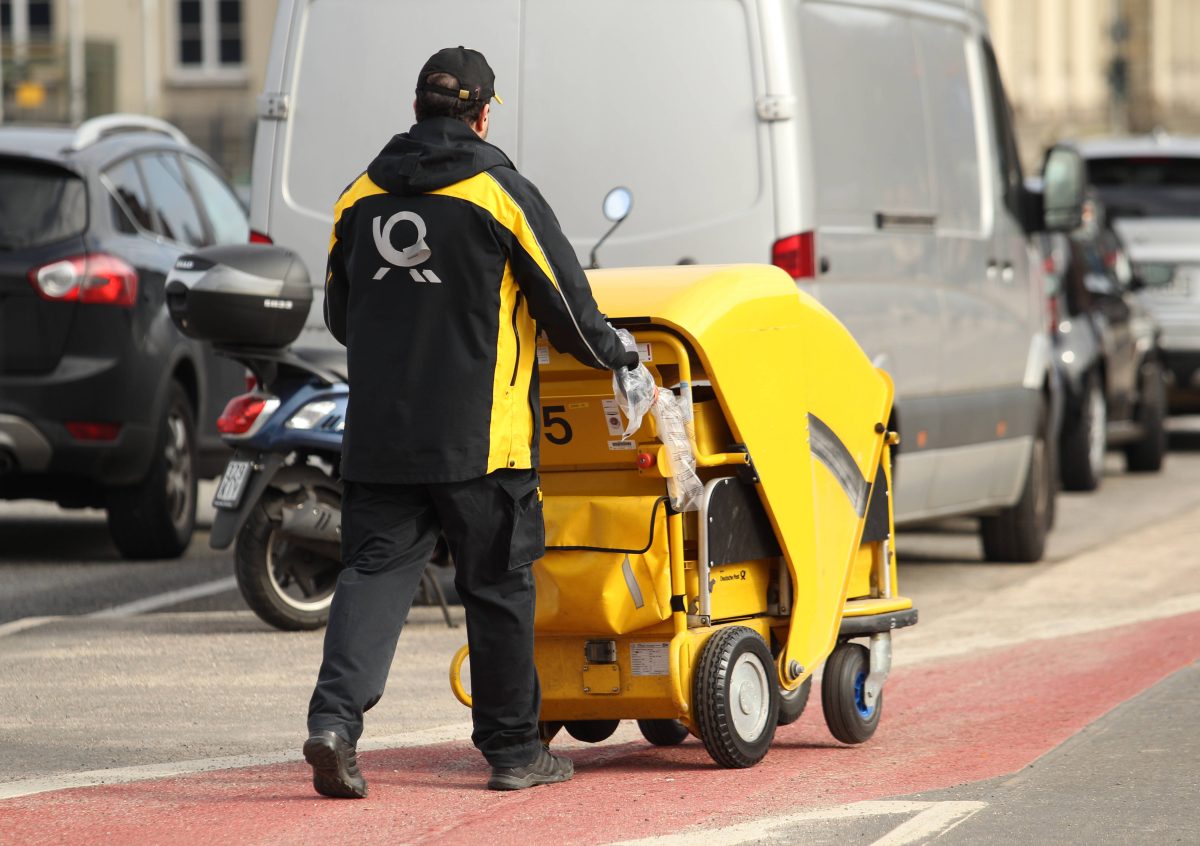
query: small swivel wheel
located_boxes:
[821,642,881,744]
[776,676,812,726]
[563,720,620,743]
[694,626,779,768]
[637,719,689,746]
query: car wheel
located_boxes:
[980,401,1053,563]
[107,382,196,560]
[1125,361,1167,473]
[1060,373,1106,491]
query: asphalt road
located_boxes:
[1,426,1198,844]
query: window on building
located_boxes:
[0,1,54,41]
[175,0,243,76]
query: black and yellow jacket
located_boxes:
[325,117,630,484]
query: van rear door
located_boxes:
[518,0,771,268]
[254,0,520,344]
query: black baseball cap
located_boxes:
[416,46,503,105]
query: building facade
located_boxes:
[0,0,277,183]
[983,0,1200,166]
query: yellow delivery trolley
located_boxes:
[451,264,916,767]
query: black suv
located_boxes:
[1040,196,1168,492]
[0,116,249,558]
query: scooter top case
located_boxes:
[450,263,916,767]
[165,244,312,348]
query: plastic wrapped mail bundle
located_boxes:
[612,329,703,512]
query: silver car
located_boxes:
[1075,135,1200,412]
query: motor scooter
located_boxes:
[165,245,453,630]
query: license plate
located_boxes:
[212,459,253,510]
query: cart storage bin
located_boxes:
[535,495,672,635]
[165,244,312,348]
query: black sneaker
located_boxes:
[303,730,368,799]
[487,747,574,791]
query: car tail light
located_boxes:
[217,392,278,436]
[1047,295,1061,339]
[249,229,273,244]
[771,232,816,280]
[28,254,138,307]
[66,422,122,441]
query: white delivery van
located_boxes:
[250,0,1083,561]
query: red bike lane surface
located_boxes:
[4,610,1198,846]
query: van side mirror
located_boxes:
[1040,145,1086,232]
[589,187,634,269]
[602,187,633,223]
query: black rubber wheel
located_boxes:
[107,382,196,560]
[235,490,342,631]
[776,676,812,726]
[980,402,1053,563]
[538,721,563,744]
[694,626,779,768]
[1126,361,1167,473]
[1060,373,1106,491]
[821,642,881,744]
[637,719,689,746]
[563,720,619,743]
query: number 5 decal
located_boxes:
[542,405,573,445]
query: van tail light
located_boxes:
[28,254,138,307]
[249,229,273,244]
[217,392,279,436]
[1047,295,1061,339]
[771,232,816,280]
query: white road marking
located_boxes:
[0,720,476,800]
[0,576,239,638]
[87,576,237,618]
[870,801,989,845]
[610,800,988,846]
[0,615,62,638]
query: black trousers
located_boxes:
[307,468,545,769]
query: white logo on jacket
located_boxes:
[371,211,441,283]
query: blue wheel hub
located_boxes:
[853,670,876,719]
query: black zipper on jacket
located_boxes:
[509,292,523,387]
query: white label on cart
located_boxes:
[536,346,550,365]
[601,399,624,436]
[637,342,652,362]
[608,440,636,451]
[630,642,670,676]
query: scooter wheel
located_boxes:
[821,642,881,744]
[776,676,812,727]
[694,626,779,768]
[637,719,689,746]
[235,493,340,631]
[563,720,620,743]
